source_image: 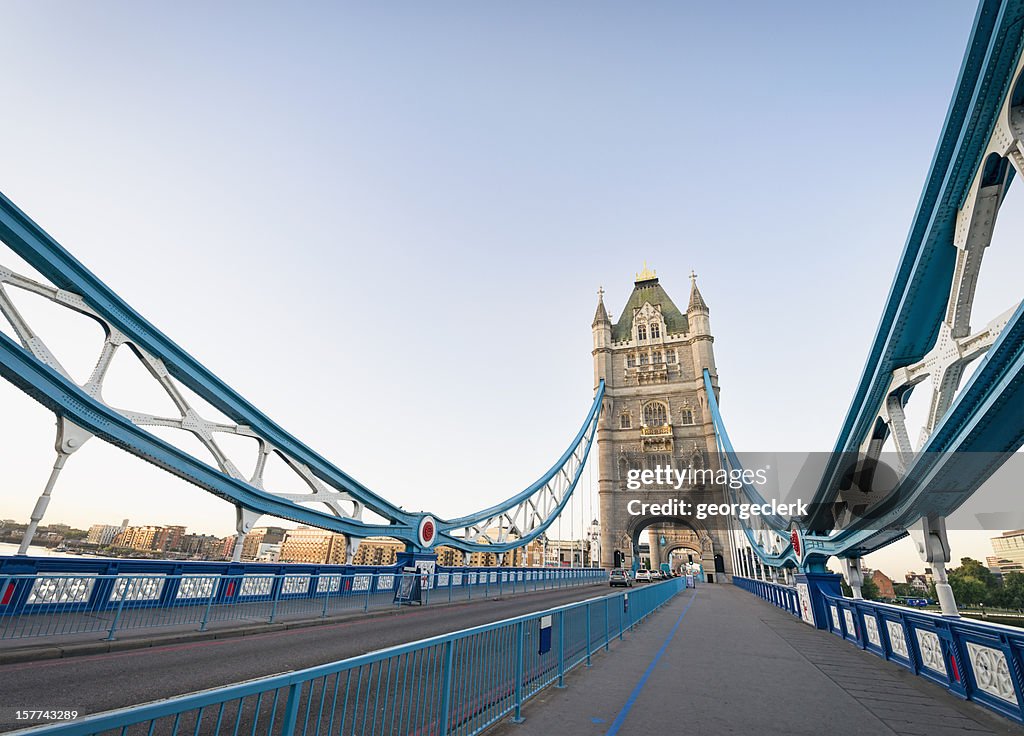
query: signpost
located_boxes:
[394,567,422,606]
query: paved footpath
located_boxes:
[490,584,1024,736]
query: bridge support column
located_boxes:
[231,507,260,563]
[18,418,90,555]
[842,558,864,599]
[794,572,843,629]
[911,516,959,617]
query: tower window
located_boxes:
[639,353,649,366]
[653,351,663,363]
[643,402,668,427]
[668,350,677,363]
[680,408,694,425]
[637,324,647,341]
[620,413,631,429]
[626,354,636,368]
[651,323,661,338]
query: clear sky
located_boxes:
[0,1,1020,578]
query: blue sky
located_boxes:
[1,1,1020,575]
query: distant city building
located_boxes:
[114,525,160,550]
[435,546,464,567]
[241,527,287,560]
[905,573,929,592]
[109,524,191,554]
[255,543,281,562]
[217,535,237,559]
[278,527,347,564]
[985,556,1007,580]
[541,538,590,567]
[179,533,221,558]
[866,569,895,599]
[990,530,1024,574]
[86,519,129,546]
[153,525,186,552]
[353,537,403,566]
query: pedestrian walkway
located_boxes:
[489,584,1024,736]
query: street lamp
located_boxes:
[587,518,601,568]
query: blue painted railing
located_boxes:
[15,578,684,736]
[732,575,801,618]
[735,575,1024,724]
[0,557,606,641]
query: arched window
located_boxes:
[620,413,631,429]
[680,408,694,425]
[650,453,671,470]
[643,402,668,427]
[626,354,636,368]
[637,324,647,341]
[667,350,677,363]
[650,323,661,339]
[690,450,705,471]
[653,351,662,363]
[639,353,649,366]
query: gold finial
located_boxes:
[635,261,657,281]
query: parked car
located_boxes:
[635,569,652,583]
[609,568,633,588]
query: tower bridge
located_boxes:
[1,0,1024,733]
[592,267,733,579]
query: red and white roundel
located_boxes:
[418,516,437,549]
[790,526,803,561]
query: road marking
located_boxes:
[605,589,697,736]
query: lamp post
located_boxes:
[587,519,600,568]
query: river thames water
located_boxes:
[0,541,112,559]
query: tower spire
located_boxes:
[688,270,708,312]
[635,261,658,283]
[592,286,611,326]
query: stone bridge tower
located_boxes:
[593,266,734,582]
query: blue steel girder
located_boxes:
[807,0,1024,530]
[649,2,1024,570]
[0,333,403,538]
[0,190,604,554]
[708,299,1024,564]
[814,299,1024,557]
[0,190,411,528]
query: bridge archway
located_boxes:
[625,514,720,580]
[663,542,703,573]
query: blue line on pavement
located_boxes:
[605,589,698,736]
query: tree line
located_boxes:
[843,557,1024,610]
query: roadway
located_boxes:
[0,583,609,732]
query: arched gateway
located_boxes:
[592,267,735,582]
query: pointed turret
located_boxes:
[685,269,717,383]
[592,287,613,388]
[592,287,611,327]
[687,270,708,314]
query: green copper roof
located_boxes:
[611,278,689,342]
